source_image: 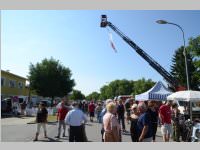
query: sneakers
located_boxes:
[33,138,38,141]
[55,135,60,138]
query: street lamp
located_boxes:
[156,20,190,91]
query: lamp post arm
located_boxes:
[167,22,190,90]
[167,22,186,48]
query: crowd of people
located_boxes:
[32,97,188,142]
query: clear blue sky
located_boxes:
[2,10,200,95]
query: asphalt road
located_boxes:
[1,117,164,142]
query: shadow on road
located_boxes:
[38,137,63,142]
[122,132,131,136]
[85,123,93,126]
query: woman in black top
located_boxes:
[147,101,158,142]
[130,104,139,142]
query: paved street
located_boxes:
[1,116,164,142]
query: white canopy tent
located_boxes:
[135,81,172,101]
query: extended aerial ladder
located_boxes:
[100,15,183,91]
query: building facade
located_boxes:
[1,70,29,99]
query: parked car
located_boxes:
[1,97,21,115]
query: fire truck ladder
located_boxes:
[100,15,179,89]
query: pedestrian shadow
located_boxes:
[122,132,131,136]
[38,137,63,142]
[85,123,93,126]
[47,122,57,125]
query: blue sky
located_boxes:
[1,10,200,95]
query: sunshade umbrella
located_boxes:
[167,90,200,102]
[167,90,200,121]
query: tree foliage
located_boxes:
[28,58,75,100]
[95,78,155,100]
[86,92,100,101]
[170,36,200,90]
[70,90,85,100]
[133,78,155,95]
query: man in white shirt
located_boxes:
[65,102,87,142]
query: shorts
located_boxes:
[90,112,94,117]
[36,123,47,134]
[161,123,173,135]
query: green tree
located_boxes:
[99,85,113,100]
[133,78,155,95]
[109,79,134,96]
[170,46,199,90]
[86,92,100,101]
[70,90,85,100]
[188,36,200,89]
[98,78,155,100]
[28,57,75,104]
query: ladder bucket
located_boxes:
[100,15,108,27]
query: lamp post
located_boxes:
[156,20,190,91]
[157,20,192,121]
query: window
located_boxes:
[18,82,23,89]
[1,77,6,86]
[9,80,16,88]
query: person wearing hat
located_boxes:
[65,102,87,142]
[130,104,139,142]
[33,102,48,141]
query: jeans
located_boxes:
[118,115,125,130]
[152,122,158,141]
[57,120,66,136]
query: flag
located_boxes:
[108,29,117,53]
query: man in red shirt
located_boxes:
[55,102,69,138]
[88,101,95,122]
[159,100,173,142]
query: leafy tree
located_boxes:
[70,90,85,100]
[133,78,155,95]
[98,78,155,100]
[28,57,75,104]
[86,92,100,101]
[188,36,200,89]
[99,85,113,100]
[170,46,199,90]
[109,79,134,96]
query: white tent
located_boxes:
[135,81,172,101]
